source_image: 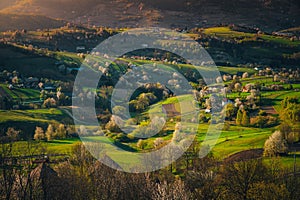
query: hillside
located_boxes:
[0,44,67,79]
[0,0,299,31]
[0,13,64,31]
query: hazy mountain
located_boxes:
[0,0,299,31]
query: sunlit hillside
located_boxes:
[0,0,299,30]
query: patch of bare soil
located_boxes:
[261,106,277,115]
[224,148,263,163]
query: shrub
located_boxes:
[251,116,279,128]
[223,122,230,131]
[199,114,209,123]
[126,118,137,125]
[242,72,249,79]
[43,98,57,108]
[105,116,122,133]
[114,133,131,143]
[137,139,147,150]
[258,110,267,116]
[6,127,20,141]
[222,103,236,120]
[153,137,164,149]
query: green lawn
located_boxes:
[54,51,84,65]
[9,138,81,156]
[6,132,299,172]
[0,108,67,123]
[10,136,141,171]
[203,26,300,46]
[218,66,256,75]
[263,153,300,169]
[210,126,273,158]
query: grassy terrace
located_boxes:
[147,95,274,158]
[207,126,273,158]
[0,83,40,101]
[203,26,300,46]
[119,58,256,76]
[0,108,67,123]
[7,133,299,169]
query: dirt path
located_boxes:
[260,106,277,115]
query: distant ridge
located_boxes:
[0,0,299,31]
[0,13,64,31]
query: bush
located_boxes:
[251,116,279,128]
[137,139,147,150]
[97,113,111,124]
[199,113,209,123]
[223,122,230,131]
[114,133,131,143]
[126,118,137,125]
[153,138,164,149]
[105,116,122,133]
[43,98,57,108]
[258,110,267,116]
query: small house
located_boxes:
[76,46,86,53]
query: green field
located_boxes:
[7,128,299,169]
[9,138,81,156]
[0,83,40,101]
[121,58,256,76]
[203,26,300,46]
[0,108,68,124]
[208,125,273,158]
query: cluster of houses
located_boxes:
[0,70,57,92]
[55,61,81,75]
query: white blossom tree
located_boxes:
[264,131,288,156]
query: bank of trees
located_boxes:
[1,141,299,200]
[33,124,67,141]
[280,97,300,124]
[236,109,250,127]
[263,96,300,156]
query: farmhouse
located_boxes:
[43,83,56,91]
[25,77,39,88]
[76,45,86,53]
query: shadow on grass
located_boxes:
[47,139,78,144]
[114,141,137,152]
[261,98,281,106]
[284,154,300,159]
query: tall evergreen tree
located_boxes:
[241,110,250,127]
[236,109,243,125]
